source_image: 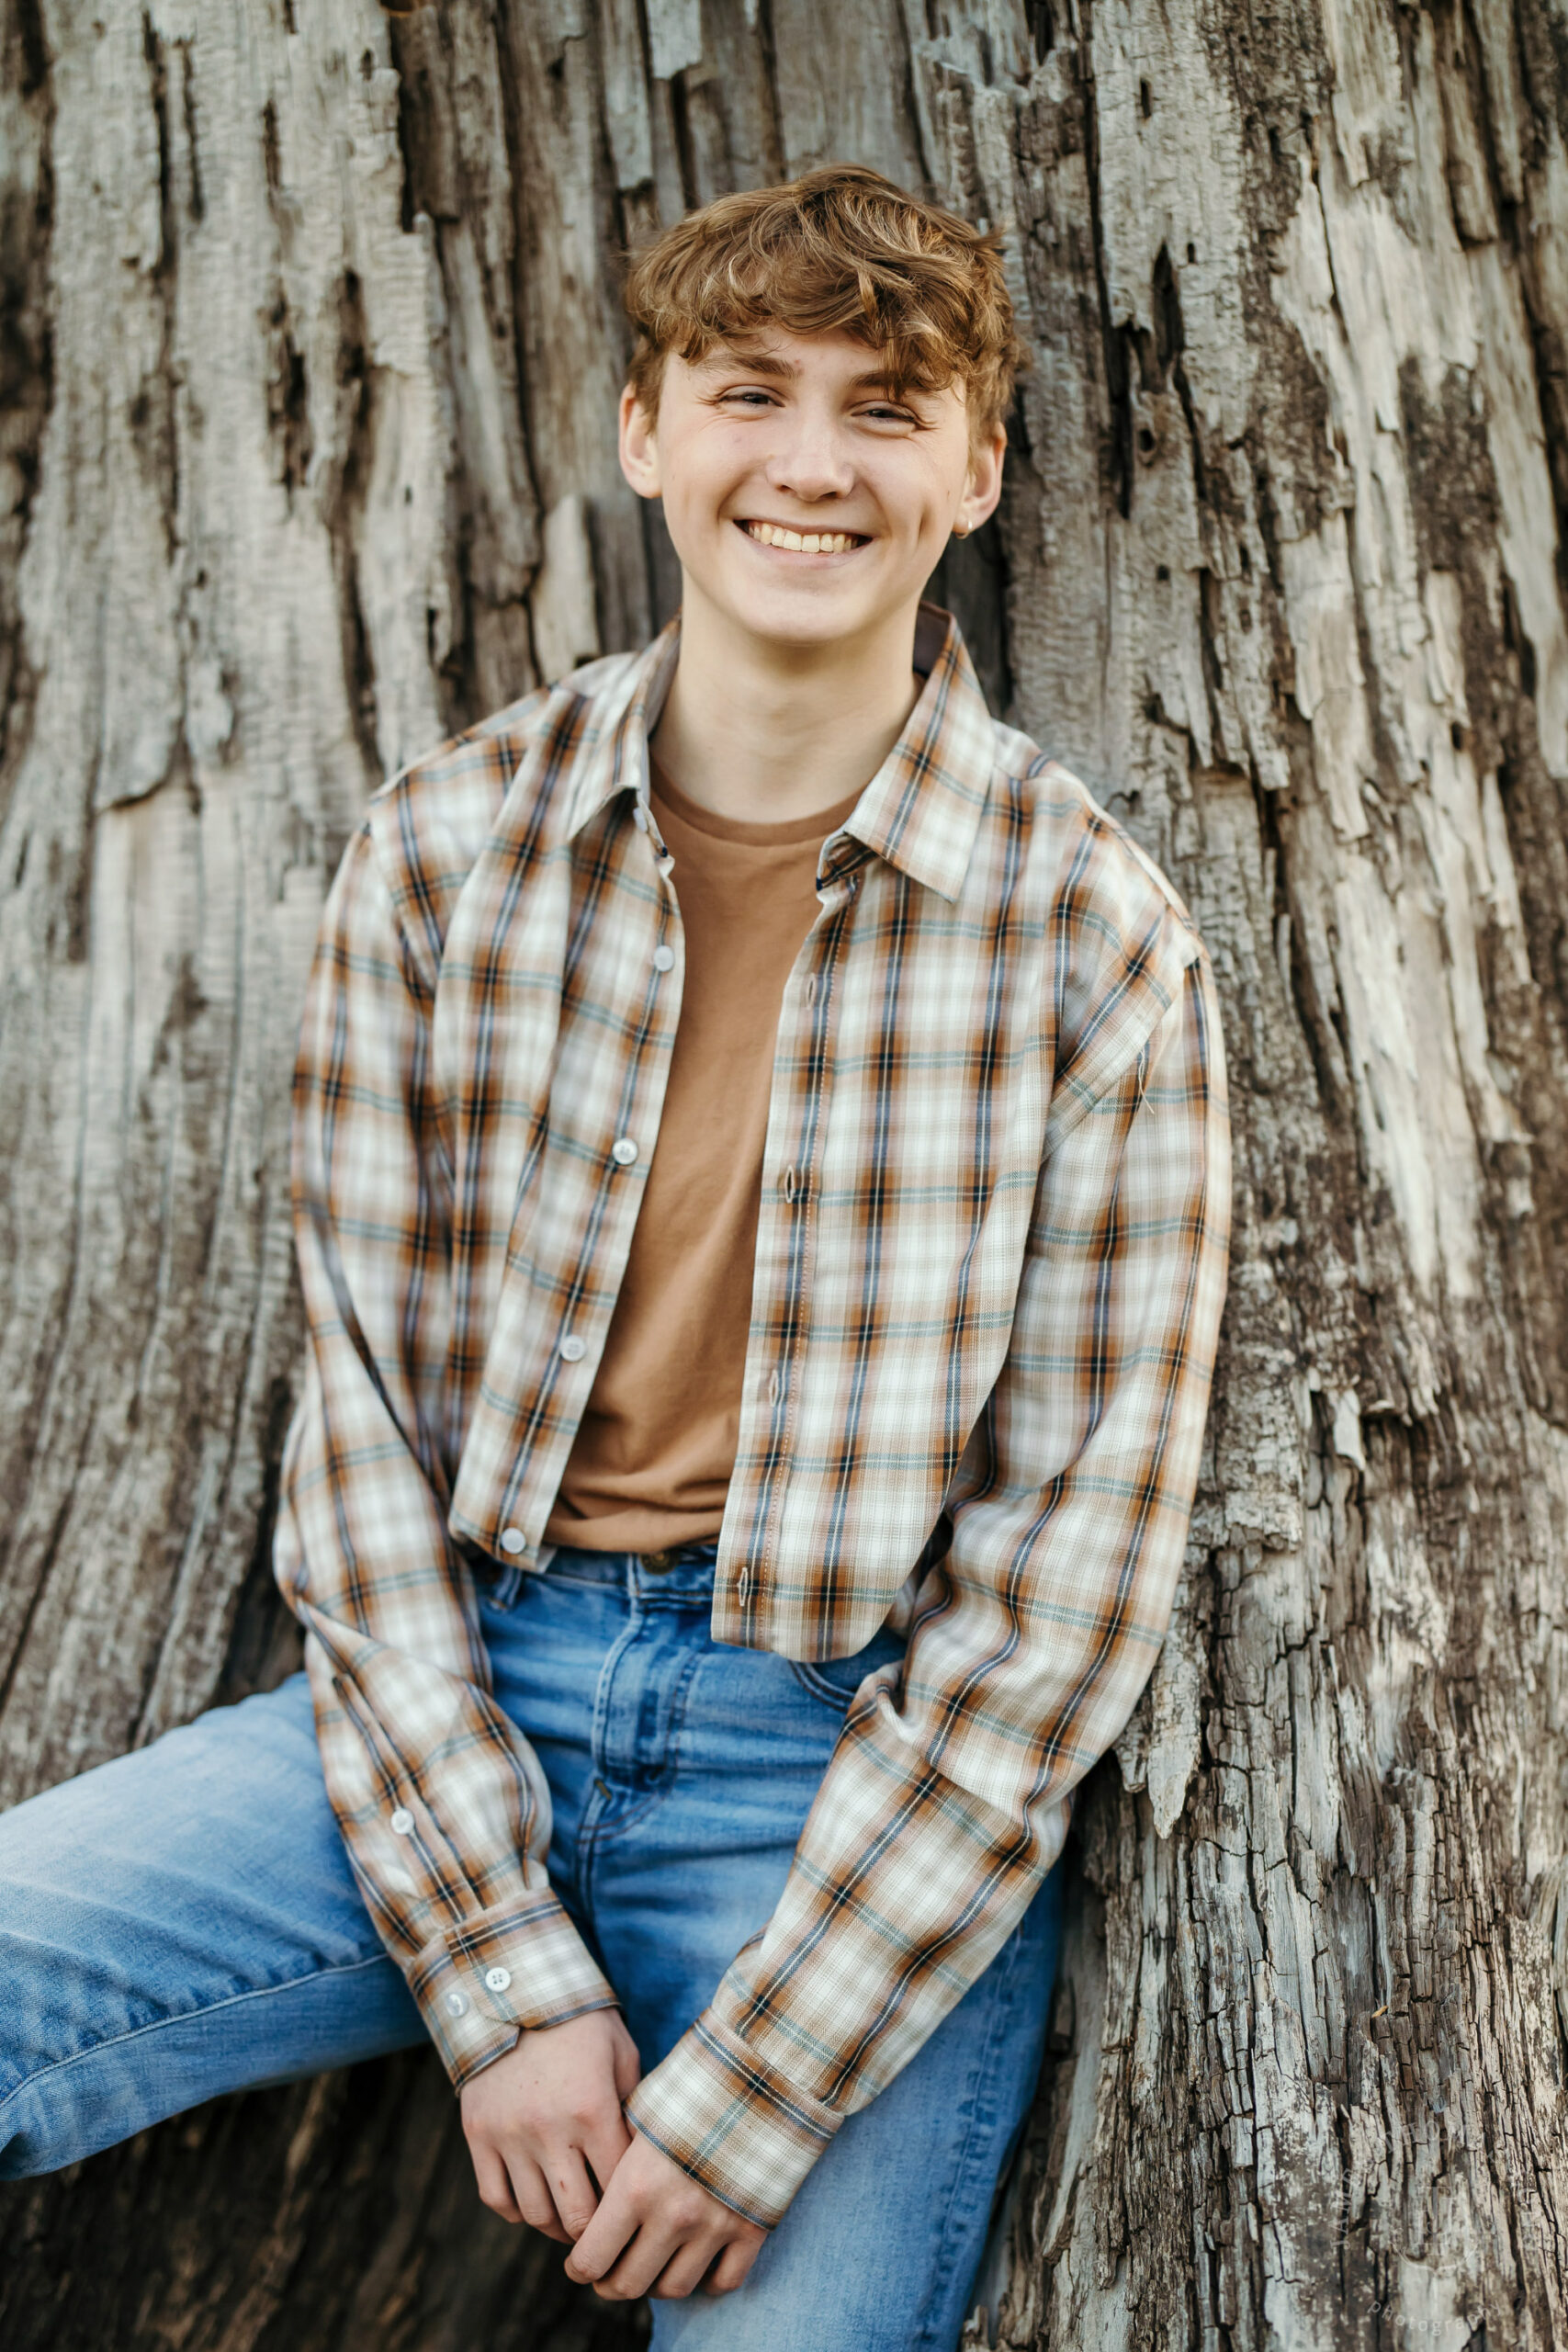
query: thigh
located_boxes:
[570,1629,895,2073]
[0,1673,424,2178]
[650,1864,1063,2352]
[481,1566,880,2053]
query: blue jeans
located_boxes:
[0,1545,1060,2350]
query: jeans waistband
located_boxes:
[544,1542,721,1600]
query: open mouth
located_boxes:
[737,519,869,555]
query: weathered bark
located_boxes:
[3,2,1567,2345]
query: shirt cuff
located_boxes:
[407,1886,618,2087]
[625,2007,845,2229]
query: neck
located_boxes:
[649,579,926,824]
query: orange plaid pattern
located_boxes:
[275,608,1230,2225]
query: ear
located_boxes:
[953,422,1006,539]
[619,383,662,500]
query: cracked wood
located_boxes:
[3,4,1568,2346]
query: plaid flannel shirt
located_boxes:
[276,606,1231,2228]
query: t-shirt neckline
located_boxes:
[648,752,864,848]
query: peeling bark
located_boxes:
[4,4,1568,2345]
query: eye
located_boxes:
[716,386,779,409]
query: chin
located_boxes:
[716,578,886,650]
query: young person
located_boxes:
[0,168,1230,2347]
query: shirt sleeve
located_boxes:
[626,945,1231,2226]
[274,817,616,2087]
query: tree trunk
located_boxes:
[4,1,1568,2345]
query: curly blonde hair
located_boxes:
[624,164,1026,439]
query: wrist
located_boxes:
[626,2012,838,2228]
[404,1889,617,2089]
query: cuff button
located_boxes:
[445,1990,469,2018]
[389,1807,414,1836]
[484,1965,513,1993]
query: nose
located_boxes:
[763,404,856,505]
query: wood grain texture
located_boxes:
[3,3,1567,2344]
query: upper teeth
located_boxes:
[745,522,858,554]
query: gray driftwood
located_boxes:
[4,3,1568,2346]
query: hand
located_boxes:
[565,2128,767,2301]
[459,2007,642,2243]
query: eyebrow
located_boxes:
[697,345,909,396]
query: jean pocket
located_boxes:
[789,1630,907,1712]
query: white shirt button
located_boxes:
[484,1965,513,1993]
[611,1136,638,1166]
[499,1526,525,1555]
[559,1335,586,1362]
[445,1990,469,2018]
[652,944,675,972]
[389,1807,414,1836]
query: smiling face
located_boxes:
[618,329,1005,660]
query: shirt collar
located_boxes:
[564,602,995,903]
[840,604,996,902]
[562,618,683,842]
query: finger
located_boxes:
[546,2144,603,2241]
[595,2214,706,2304]
[503,2151,572,2244]
[564,2175,641,2288]
[705,2231,766,2295]
[581,2104,634,2196]
[649,2238,723,2301]
[468,2140,523,2224]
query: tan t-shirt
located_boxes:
[546,760,862,1555]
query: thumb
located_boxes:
[613,2020,643,2101]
